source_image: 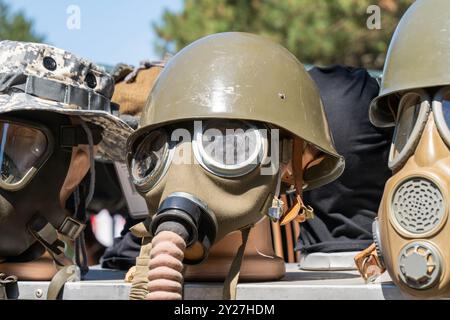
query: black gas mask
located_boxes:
[0,111,101,265]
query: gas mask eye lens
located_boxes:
[393,96,421,156]
[431,90,450,149]
[437,94,450,134]
[389,92,430,170]
[130,129,172,191]
[0,121,48,189]
[193,120,267,177]
[441,99,450,124]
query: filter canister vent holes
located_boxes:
[391,177,445,235]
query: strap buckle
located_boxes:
[279,194,315,226]
[354,243,386,282]
[268,197,285,222]
[277,137,315,226]
[297,204,315,222]
[59,217,86,241]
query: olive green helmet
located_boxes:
[133,32,344,190]
[370,0,450,127]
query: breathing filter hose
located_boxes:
[146,220,189,300]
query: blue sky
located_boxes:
[5,0,183,67]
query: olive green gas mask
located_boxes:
[128,120,279,263]
[127,32,344,300]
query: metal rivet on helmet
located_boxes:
[85,72,97,89]
[43,56,57,71]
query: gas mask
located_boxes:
[0,111,101,264]
[368,88,450,298]
[126,32,344,300]
[128,120,279,265]
[351,0,450,299]
[0,40,133,299]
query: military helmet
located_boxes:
[370,0,450,127]
[130,32,344,190]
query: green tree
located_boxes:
[154,0,413,69]
[0,0,45,42]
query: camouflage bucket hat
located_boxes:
[0,40,133,162]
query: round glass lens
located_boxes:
[131,130,169,189]
[441,95,450,129]
[195,120,265,177]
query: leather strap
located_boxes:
[279,138,314,226]
[222,226,251,300]
[354,243,386,282]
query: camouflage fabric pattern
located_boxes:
[0,41,132,162]
[0,40,113,98]
[0,93,130,162]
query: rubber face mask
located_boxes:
[0,111,100,263]
[128,120,279,264]
[373,87,450,298]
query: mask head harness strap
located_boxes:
[222,226,252,300]
[354,243,386,283]
[27,215,85,267]
[27,213,84,299]
[24,119,97,299]
[274,138,315,226]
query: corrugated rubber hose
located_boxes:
[146,219,190,300]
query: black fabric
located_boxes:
[60,125,103,147]
[298,66,394,253]
[100,216,143,270]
